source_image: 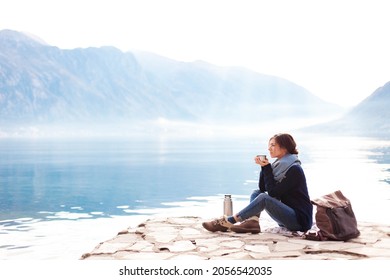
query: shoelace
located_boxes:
[213,218,224,225]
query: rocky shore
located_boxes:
[81,216,390,260]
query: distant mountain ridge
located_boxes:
[338,81,390,136]
[346,81,390,125]
[0,29,341,129]
[304,81,390,137]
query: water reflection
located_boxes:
[298,135,390,224]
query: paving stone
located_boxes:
[106,233,140,243]
[344,246,390,258]
[250,250,303,259]
[81,254,117,260]
[198,244,221,253]
[161,240,197,252]
[168,254,208,260]
[179,227,203,238]
[127,240,154,252]
[373,238,390,249]
[273,241,306,252]
[92,242,128,254]
[313,241,362,251]
[115,252,174,260]
[211,251,252,260]
[208,248,242,257]
[195,236,239,246]
[244,244,270,253]
[256,233,289,241]
[168,217,199,225]
[219,240,245,249]
[146,231,178,243]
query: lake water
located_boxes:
[1,133,390,259]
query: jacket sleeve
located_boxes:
[258,170,266,193]
[261,164,301,198]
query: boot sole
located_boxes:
[230,227,260,234]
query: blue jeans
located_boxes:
[237,189,302,231]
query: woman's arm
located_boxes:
[255,156,268,193]
[258,171,266,192]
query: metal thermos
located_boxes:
[223,194,233,216]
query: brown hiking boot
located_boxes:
[202,216,234,232]
[230,217,261,234]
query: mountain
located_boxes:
[0,29,342,130]
[134,52,342,122]
[0,30,146,123]
[304,81,390,137]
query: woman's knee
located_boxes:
[249,189,261,202]
[252,192,269,203]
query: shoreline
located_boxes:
[1,195,240,260]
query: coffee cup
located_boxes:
[256,155,267,161]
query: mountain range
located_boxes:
[0,29,388,138]
[0,30,341,124]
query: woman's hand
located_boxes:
[254,156,270,167]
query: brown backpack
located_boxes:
[309,190,360,241]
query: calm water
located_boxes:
[1,134,390,221]
[0,137,261,221]
[1,133,390,259]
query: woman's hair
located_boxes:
[270,133,298,154]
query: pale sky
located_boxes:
[1,0,390,107]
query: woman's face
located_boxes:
[268,138,287,159]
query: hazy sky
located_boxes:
[1,0,389,107]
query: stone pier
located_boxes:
[81,216,390,260]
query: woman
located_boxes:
[202,133,313,233]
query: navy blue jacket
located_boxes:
[259,164,313,231]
